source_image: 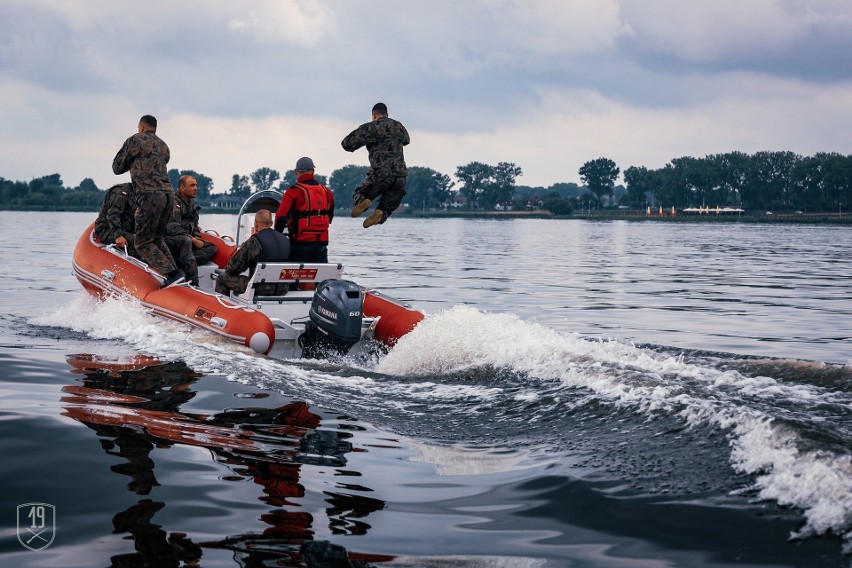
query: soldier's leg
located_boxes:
[215,273,248,296]
[376,176,407,219]
[352,178,382,217]
[135,192,177,276]
[193,241,217,265]
[364,176,406,227]
[165,235,197,285]
[154,191,178,269]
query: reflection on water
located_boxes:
[62,354,390,567]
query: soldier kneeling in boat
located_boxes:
[94,182,138,257]
[216,209,290,297]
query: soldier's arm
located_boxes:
[225,238,259,275]
[341,123,370,152]
[112,137,135,175]
[105,192,129,239]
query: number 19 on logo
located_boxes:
[16,502,56,551]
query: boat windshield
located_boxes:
[235,190,283,246]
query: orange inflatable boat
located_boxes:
[72,191,424,359]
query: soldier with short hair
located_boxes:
[216,209,290,297]
[165,175,217,286]
[94,182,138,256]
[342,102,410,228]
[112,114,184,288]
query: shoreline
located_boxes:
[4,206,850,225]
[401,209,852,224]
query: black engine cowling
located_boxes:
[300,279,363,358]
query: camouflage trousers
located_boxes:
[215,273,289,298]
[165,235,217,285]
[354,174,406,217]
[215,272,248,296]
[134,190,177,276]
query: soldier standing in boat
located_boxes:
[94,182,138,257]
[341,102,410,228]
[112,115,185,288]
[165,175,217,286]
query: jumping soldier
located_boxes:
[341,102,410,228]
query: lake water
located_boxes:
[1,210,850,567]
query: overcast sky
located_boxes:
[2,0,851,192]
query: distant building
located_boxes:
[443,195,467,209]
[525,197,544,210]
[210,195,243,210]
[680,206,745,216]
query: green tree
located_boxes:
[250,167,280,193]
[483,161,522,209]
[405,166,454,210]
[229,174,251,199]
[280,170,297,189]
[76,178,99,192]
[0,178,28,207]
[547,182,583,198]
[578,158,619,207]
[623,166,654,208]
[711,151,750,207]
[328,165,369,207]
[455,162,494,209]
[541,195,573,215]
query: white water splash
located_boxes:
[380,305,852,549]
[31,298,852,549]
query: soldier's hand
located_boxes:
[192,237,204,248]
[115,236,128,247]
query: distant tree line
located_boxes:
[620,151,852,212]
[3,150,850,214]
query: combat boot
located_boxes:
[363,210,386,228]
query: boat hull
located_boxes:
[72,223,275,354]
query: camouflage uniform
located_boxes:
[112,130,177,276]
[94,183,138,256]
[341,116,410,221]
[164,193,217,285]
[215,230,289,297]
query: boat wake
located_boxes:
[31,296,852,552]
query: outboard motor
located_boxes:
[300,279,363,358]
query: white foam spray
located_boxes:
[32,298,852,550]
[381,305,852,549]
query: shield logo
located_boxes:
[17,502,56,551]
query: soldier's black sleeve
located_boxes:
[341,122,371,152]
[112,136,136,175]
